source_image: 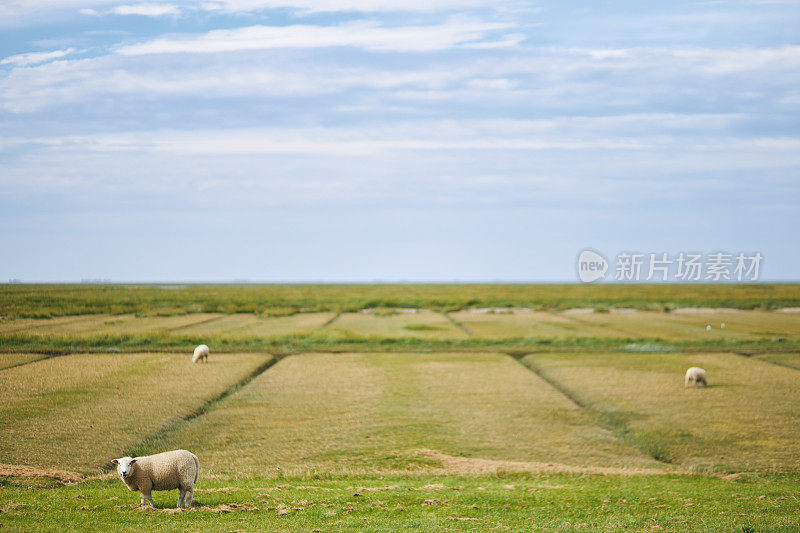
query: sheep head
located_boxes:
[112,457,138,478]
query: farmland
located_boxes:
[1,284,799,531]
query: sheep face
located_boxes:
[112,457,138,479]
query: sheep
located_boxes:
[685,367,708,388]
[112,450,199,508]
[192,344,209,364]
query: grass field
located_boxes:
[0,352,271,472]
[1,307,798,355]
[753,352,800,369]
[2,283,799,318]
[159,353,662,477]
[0,352,48,370]
[329,311,468,339]
[1,285,799,531]
[449,310,636,339]
[522,352,800,473]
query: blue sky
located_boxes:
[1,1,799,282]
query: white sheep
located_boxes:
[685,366,708,388]
[192,344,209,364]
[112,450,199,508]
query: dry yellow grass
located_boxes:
[752,352,800,370]
[0,352,271,473]
[89,313,222,335]
[331,311,467,339]
[226,312,335,338]
[0,313,223,337]
[562,311,740,341]
[0,315,117,336]
[665,310,800,339]
[524,352,800,472]
[170,314,259,336]
[0,353,48,370]
[162,352,663,477]
[448,311,626,339]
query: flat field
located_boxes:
[1,285,799,531]
[2,283,799,318]
[0,352,271,472]
[160,352,662,477]
[329,311,468,339]
[522,352,800,472]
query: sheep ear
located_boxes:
[130,459,137,464]
[111,459,119,464]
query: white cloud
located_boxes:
[3,42,799,114]
[116,19,515,55]
[0,48,76,67]
[111,3,180,16]
[21,128,650,156]
[198,0,516,13]
[6,116,794,159]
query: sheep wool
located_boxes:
[112,450,199,508]
[685,367,708,388]
[192,344,209,364]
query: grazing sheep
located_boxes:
[192,344,209,364]
[112,450,199,508]
[685,367,708,388]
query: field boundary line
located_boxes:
[0,352,72,371]
[115,354,282,468]
[558,313,637,338]
[318,313,341,329]
[442,313,473,336]
[512,353,675,466]
[167,314,227,332]
[511,354,586,409]
[0,355,51,371]
[731,350,800,371]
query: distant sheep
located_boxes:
[112,450,199,508]
[192,344,209,364]
[685,366,708,388]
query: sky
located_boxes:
[1,1,799,282]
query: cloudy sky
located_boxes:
[1,1,798,281]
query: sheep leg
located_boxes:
[179,489,186,508]
[185,488,194,507]
[141,490,155,507]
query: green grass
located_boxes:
[2,329,800,357]
[522,352,800,473]
[2,283,800,318]
[1,474,798,532]
[0,352,271,473]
